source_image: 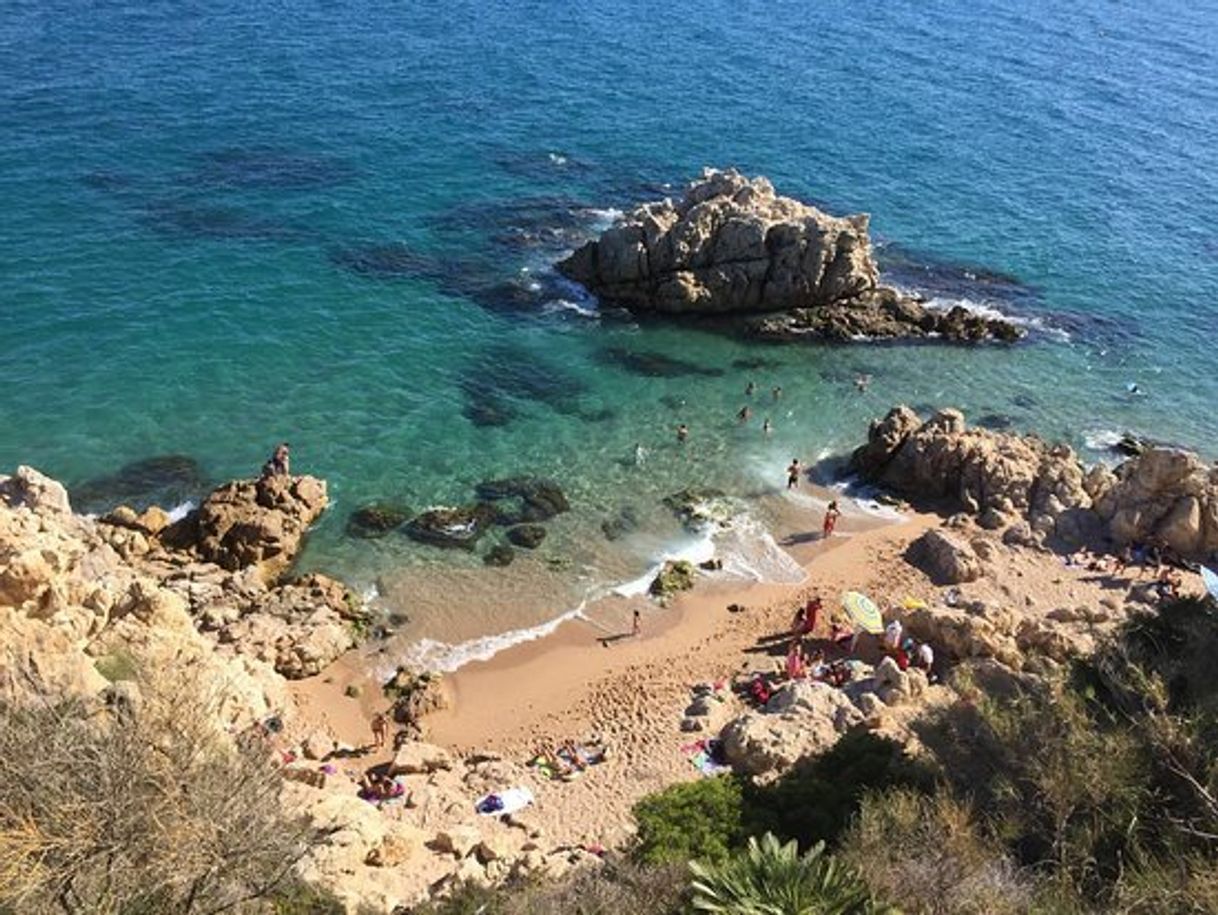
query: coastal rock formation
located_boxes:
[852,405,1218,560]
[346,503,412,539]
[649,560,696,604]
[475,477,570,524]
[558,169,1023,343]
[179,474,329,580]
[559,168,877,314]
[405,504,497,549]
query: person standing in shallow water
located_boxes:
[676,423,689,444]
[763,418,772,436]
[737,405,751,423]
[787,458,801,489]
[745,381,756,396]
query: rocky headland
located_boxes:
[557,168,1023,343]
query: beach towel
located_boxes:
[476,786,534,816]
[682,739,732,777]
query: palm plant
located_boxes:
[688,832,896,915]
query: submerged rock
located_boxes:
[594,346,724,378]
[405,504,497,549]
[346,504,412,539]
[483,543,516,567]
[506,524,547,549]
[71,454,206,513]
[475,477,570,523]
[601,505,641,541]
[662,487,732,529]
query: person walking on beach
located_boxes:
[262,442,290,478]
[823,500,841,538]
[370,711,388,750]
[632,609,641,637]
[787,458,801,489]
[677,423,689,444]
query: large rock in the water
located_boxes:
[345,503,411,539]
[182,475,328,580]
[404,504,496,549]
[558,168,878,314]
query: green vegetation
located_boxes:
[94,648,139,682]
[634,775,744,864]
[689,833,890,915]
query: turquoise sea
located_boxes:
[4,0,1217,660]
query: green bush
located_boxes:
[633,776,745,865]
[94,648,139,682]
[743,732,933,851]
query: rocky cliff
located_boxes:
[850,406,1218,560]
[557,169,1021,342]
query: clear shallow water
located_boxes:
[3,0,1217,647]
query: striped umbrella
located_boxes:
[841,591,884,634]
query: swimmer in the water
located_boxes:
[855,374,871,392]
[677,423,689,443]
[763,418,772,436]
[745,381,756,396]
[634,443,647,466]
[787,458,801,489]
[772,385,783,401]
[738,405,751,423]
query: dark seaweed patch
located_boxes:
[460,343,588,427]
[328,242,436,279]
[138,201,309,242]
[975,412,1015,431]
[730,357,783,371]
[71,454,207,513]
[595,346,724,379]
[184,146,356,190]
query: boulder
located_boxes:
[389,741,454,775]
[506,524,547,549]
[302,729,335,761]
[649,560,695,603]
[908,529,983,585]
[365,825,427,867]
[384,668,449,722]
[405,504,496,549]
[433,824,482,859]
[482,543,516,567]
[183,475,328,580]
[345,503,411,539]
[0,466,72,515]
[722,681,863,776]
[661,487,733,528]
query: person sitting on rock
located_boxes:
[785,641,807,680]
[262,442,291,478]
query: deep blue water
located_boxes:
[3,0,1217,643]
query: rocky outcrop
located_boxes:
[1091,448,1218,558]
[179,474,329,580]
[405,504,497,549]
[558,168,1022,343]
[852,405,1218,560]
[559,168,877,315]
[346,503,412,539]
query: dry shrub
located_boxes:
[0,667,326,915]
[839,788,1033,915]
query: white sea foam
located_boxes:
[389,600,590,675]
[1083,428,1124,451]
[547,152,568,166]
[167,500,196,523]
[582,207,624,231]
[918,294,1072,342]
[542,298,599,319]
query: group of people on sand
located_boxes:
[1066,541,1189,602]
[752,593,941,703]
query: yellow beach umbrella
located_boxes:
[841,591,884,634]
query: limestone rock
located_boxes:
[433,824,481,859]
[346,503,412,539]
[909,528,983,585]
[722,681,863,776]
[0,466,72,515]
[365,825,428,867]
[405,504,497,549]
[183,474,328,580]
[390,741,454,776]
